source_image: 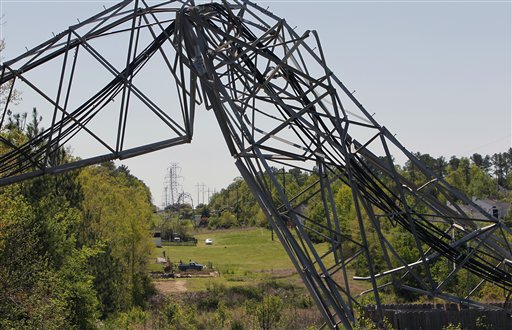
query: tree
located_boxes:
[445,158,472,198]
[448,156,460,172]
[246,288,284,330]
[335,184,354,236]
[467,165,497,199]
[471,153,492,173]
[0,186,100,329]
[0,40,22,108]
[0,111,99,329]
[78,164,154,314]
[492,153,507,187]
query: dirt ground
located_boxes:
[154,279,188,294]
[153,271,219,294]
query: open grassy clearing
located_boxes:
[149,227,372,295]
[150,227,301,291]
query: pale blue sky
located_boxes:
[1,1,510,207]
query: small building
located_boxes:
[447,197,510,220]
[472,197,510,220]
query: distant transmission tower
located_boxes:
[163,163,182,209]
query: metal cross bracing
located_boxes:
[164,162,183,208]
[0,1,511,328]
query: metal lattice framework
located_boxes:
[1,1,511,328]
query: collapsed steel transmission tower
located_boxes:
[0,1,511,328]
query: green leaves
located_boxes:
[78,163,154,315]
[0,184,97,329]
[0,156,155,327]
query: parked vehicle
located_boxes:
[178,261,204,271]
[205,238,213,245]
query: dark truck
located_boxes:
[178,261,204,272]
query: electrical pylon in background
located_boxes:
[163,162,182,209]
[0,1,510,328]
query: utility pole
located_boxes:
[236,184,240,225]
[163,186,168,209]
[196,183,201,207]
[196,183,208,205]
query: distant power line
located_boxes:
[195,183,216,206]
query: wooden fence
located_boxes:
[363,303,512,329]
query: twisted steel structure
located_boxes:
[1,1,510,328]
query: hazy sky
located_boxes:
[1,0,510,207]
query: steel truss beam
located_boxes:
[1,1,511,328]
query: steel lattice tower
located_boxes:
[164,162,182,208]
[0,1,511,328]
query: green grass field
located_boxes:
[149,227,371,294]
[150,227,303,290]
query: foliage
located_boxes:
[154,298,197,330]
[245,294,283,330]
[79,163,155,314]
[353,308,393,330]
[0,183,100,329]
[102,307,148,330]
[157,214,195,241]
[0,40,22,107]
[208,211,237,229]
[442,323,463,330]
[0,109,155,327]
[475,315,492,330]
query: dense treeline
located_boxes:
[208,149,512,229]
[0,110,155,328]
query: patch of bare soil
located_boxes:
[154,280,187,294]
